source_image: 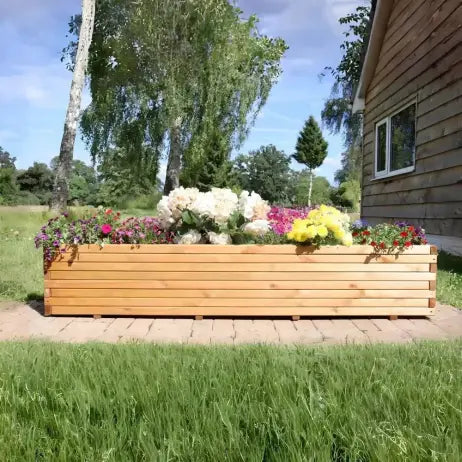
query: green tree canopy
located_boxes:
[66,0,287,194]
[321,4,371,183]
[16,162,54,205]
[292,172,332,206]
[232,145,292,204]
[292,116,328,206]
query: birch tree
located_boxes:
[51,0,95,211]
[72,0,286,194]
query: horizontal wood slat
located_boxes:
[49,271,436,281]
[45,245,436,317]
[45,297,429,307]
[45,280,430,290]
[48,306,435,317]
[55,253,436,264]
[72,244,432,255]
[50,289,434,299]
[48,262,431,272]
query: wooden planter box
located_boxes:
[44,244,437,318]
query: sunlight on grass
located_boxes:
[0,341,461,460]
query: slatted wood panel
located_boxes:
[44,245,436,317]
[360,0,462,237]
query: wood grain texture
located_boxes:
[45,245,435,318]
[360,0,462,237]
[47,306,435,317]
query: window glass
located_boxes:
[390,103,415,171]
[376,122,387,172]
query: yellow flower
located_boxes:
[305,225,318,239]
[342,233,353,247]
[316,225,328,238]
[334,228,345,240]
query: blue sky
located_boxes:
[0,0,363,184]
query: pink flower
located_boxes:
[101,224,112,235]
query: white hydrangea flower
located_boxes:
[156,196,174,229]
[210,188,238,224]
[189,191,216,218]
[238,191,270,221]
[243,219,270,236]
[168,187,199,219]
[207,231,232,245]
[176,230,202,244]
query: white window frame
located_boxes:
[374,100,416,179]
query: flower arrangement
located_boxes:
[286,205,353,246]
[352,221,427,251]
[110,216,174,245]
[35,208,172,264]
[156,187,271,244]
[267,206,312,235]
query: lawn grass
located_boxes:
[1,207,461,307]
[0,340,461,460]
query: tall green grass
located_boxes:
[0,341,461,460]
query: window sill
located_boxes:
[372,166,415,181]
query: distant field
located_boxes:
[0,206,461,306]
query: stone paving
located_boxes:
[0,301,461,345]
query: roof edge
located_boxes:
[352,0,394,113]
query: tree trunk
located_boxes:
[51,0,96,212]
[163,117,182,195]
[308,169,313,207]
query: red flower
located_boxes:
[379,242,385,249]
[105,209,113,215]
[400,231,408,237]
[352,231,359,237]
[408,226,414,232]
[370,241,377,247]
[101,224,112,234]
[422,239,428,244]
[404,241,412,247]
[393,240,399,246]
[362,230,371,236]
[412,232,417,237]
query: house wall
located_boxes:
[361,0,462,237]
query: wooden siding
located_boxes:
[45,244,436,318]
[361,0,462,237]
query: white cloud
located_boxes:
[0,63,72,108]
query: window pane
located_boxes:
[390,103,415,171]
[376,123,386,172]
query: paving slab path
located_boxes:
[0,301,461,345]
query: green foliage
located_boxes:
[321,4,371,181]
[337,178,361,211]
[232,145,292,203]
[0,341,462,459]
[96,149,160,206]
[293,173,332,206]
[16,162,54,205]
[68,0,286,189]
[292,116,328,171]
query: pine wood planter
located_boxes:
[44,244,437,318]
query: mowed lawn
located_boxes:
[0,341,461,460]
[1,207,461,307]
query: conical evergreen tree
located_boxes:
[292,116,328,206]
